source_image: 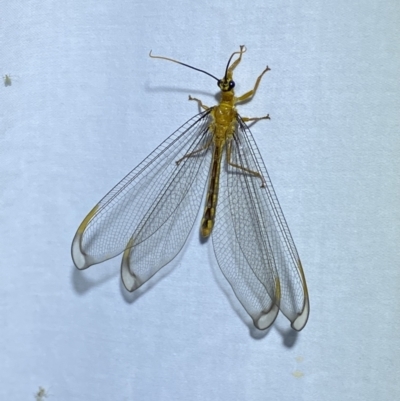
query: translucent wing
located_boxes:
[212,116,309,331]
[72,110,212,291]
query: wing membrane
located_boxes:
[72,110,212,276]
[212,116,309,330]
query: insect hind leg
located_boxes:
[226,141,266,187]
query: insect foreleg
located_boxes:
[226,45,247,74]
[235,65,271,103]
[188,95,209,111]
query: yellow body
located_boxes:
[200,98,236,237]
[178,46,270,237]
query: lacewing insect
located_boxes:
[71,46,309,331]
[3,74,12,86]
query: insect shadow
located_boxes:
[71,262,116,295]
[275,325,299,348]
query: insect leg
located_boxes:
[226,45,247,74]
[241,114,270,124]
[188,95,209,111]
[226,141,266,187]
[175,139,213,165]
[235,66,271,103]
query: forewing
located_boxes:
[121,130,212,291]
[72,110,212,274]
[212,116,309,331]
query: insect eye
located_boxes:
[229,80,235,89]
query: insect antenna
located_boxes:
[149,51,219,81]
